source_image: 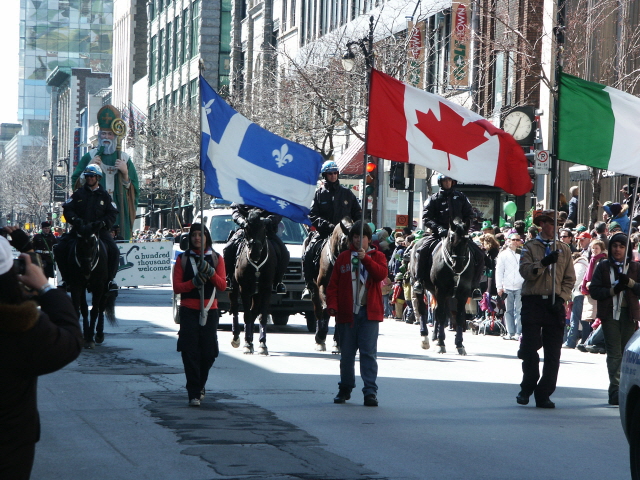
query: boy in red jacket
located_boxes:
[326,221,389,406]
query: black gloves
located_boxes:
[8,229,34,252]
[73,217,84,228]
[541,250,560,267]
[614,281,626,294]
[437,227,448,239]
[237,218,247,229]
[197,259,215,278]
[551,297,566,318]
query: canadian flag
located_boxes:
[367,69,532,196]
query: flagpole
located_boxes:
[353,16,375,314]
[198,59,206,325]
[614,176,639,320]
[550,0,566,303]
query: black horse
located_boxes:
[413,218,477,355]
[62,223,117,348]
[308,218,352,353]
[229,209,278,355]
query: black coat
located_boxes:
[589,259,640,322]
[32,232,58,257]
[309,180,361,236]
[0,289,82,447]
[422,188,474,235]
[231,203,282,236]
[63,184,118,231]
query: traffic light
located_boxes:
[365,162,376,196]
[389,161,406,189]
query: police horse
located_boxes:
[308,218,353,352]
[229,209,278,355]
[412,218,477,355]
[62,222,117,348]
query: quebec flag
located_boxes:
[199,76,323,225]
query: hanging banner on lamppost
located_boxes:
[449,0,471,88]
[53,175,67,202]
[406,21,425,88]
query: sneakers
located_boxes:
[364,394,378,407]
[333,388,351,404]
[609,391,619,406]
[275,283,287,294]
[412,281,423,294]
[301,287,311,300]
[535,398,556,409]
[200,388,205,401]
[189,398,201,407]
[576,344,587,352]
[516,391,530,405]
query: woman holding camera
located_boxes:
[172,224,226,406]
[0,227,82,479]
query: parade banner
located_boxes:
[115,241,173,286]
[449,0,471,88]
[406,21,425,88]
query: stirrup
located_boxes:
[472,288,482,300]
[108,281,119,292]
[301,287,311,300]
[412,281,423,294]
[275,283,287,294]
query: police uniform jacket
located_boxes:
[32,232,57,257]
[422,188,474,235]
[63,184,118,231]
[309,180,362,236]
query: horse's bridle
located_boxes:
[441,231,472,295]
[245,238,269,272]
[74,233,100,272]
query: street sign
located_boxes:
[533,150,550,175]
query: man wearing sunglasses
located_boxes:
[55,165,120,292]
[559,228,578,253]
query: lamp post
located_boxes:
[342,15,377,227]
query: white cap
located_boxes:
[0,237,13,275]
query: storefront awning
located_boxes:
[335,138,364,175]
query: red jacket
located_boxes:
[326,245,388,324]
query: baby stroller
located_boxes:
[474,292,507,336]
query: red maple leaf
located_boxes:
[415,102,488,170]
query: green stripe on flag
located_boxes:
[558,72,614,169]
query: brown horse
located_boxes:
[308,218,352,352]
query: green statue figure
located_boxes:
[71,105,139,240]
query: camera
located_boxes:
[13,252,43,275]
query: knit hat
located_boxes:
[0,237,14,275]
[610,203,623,217]
[609,232,629,255]
[395,273,403,281]
[609,221,622,232]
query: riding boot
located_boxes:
[270,234,289,294]
[223,238,239,287]
[301,235,318,299]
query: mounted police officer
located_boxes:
[301,160,362,299]
[32,221,58,278]
[412,174,483,299]
[223,203,289,294]
[54,165,120,291]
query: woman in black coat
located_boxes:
[0,227,82,479]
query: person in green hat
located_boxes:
[71,105,139,240]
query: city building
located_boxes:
[18,0,114,164]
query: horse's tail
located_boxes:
[105,293,118,326]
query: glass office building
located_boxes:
[18,0,113,157]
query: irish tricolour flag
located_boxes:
[558,72,640,176]
[366,69,532,196]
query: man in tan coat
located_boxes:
[516,210,575,408]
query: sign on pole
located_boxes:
[115,241,173,286]
[534,150,550,175]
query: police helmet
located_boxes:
[321,161,339,174]
[437,174,457,188]
[83,164,103,178]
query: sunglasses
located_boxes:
[560,235,571,238]
[84,174,97,178]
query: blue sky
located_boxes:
[0,1,20,124]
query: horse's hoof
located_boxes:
[437,345,446,354]
[243,343,254,354]
[85,341,95,349]
[231,337,240,348]
[331,341,341,355]
[95,333,104,344]
[315,342,326,352]
[258,342,269,356]
[421,336,430,350]
[457,347,467,356]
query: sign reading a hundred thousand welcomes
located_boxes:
[116,241,173,286]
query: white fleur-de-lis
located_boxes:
[271,197,290,210]
[273,143,294,168]
[203,99,214,115]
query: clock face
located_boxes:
[503,111,533,141]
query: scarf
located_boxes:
[351,249,371,314]
[581,252,607,294]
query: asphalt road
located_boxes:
[32,286,629,480]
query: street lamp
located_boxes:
[342,16,377,226]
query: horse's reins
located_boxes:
[245,240,269,272]
[74,234,100,273]
[441,233,472,295]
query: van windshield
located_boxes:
[209,215,307,245]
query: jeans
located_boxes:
[564,295,590,348]
[336,307,380,396]
[504,289,522,336]
[382,294,392,317]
